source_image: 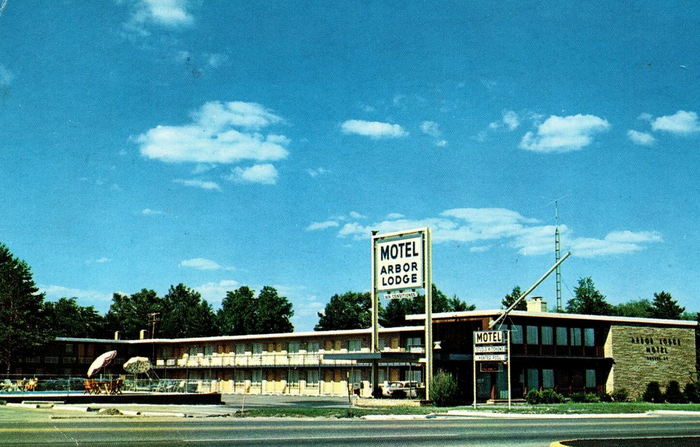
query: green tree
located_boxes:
[315,291,372,331]
[217,286,257,335]
[379,284,475,327]
[104,289,163,339]
[612,299,652,318]
[649,291,685,320]
[501,286,526,311]
[254,286,294,334]
[160,284,217,338]
[43,297,105,338]
[566,277,612,315]
[0,244,50,374]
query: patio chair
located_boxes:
[83,379,100,394]
[23,378,38,392]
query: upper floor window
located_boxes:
[556,327,568,346]
[541,326,553,345]
[307,341,320,353]
[570,328,582,346]
[405,337,422,349]
[288,341,300,353]
[584,328,595,347]
[252,343,263,354]
[526,326,539,345]
[235,344,246,355]
[510,325,523,344]
[348,339,362,352]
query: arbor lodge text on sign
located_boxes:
[376,236,424,291]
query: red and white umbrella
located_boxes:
[87,350,117,378]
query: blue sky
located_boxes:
[1,1,699,331]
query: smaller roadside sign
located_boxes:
[474,330,505,344]
[384,291,418,300]
[474,345,506,353]
[474,354,507,362]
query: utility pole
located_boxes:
[147,312,160,361]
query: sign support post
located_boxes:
[424,228,433,401]
[370,231,379,397]
[370,228,431,401]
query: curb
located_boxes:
[361,414,434,420]
[444,410,651,419]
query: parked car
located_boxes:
[381,381,419,398]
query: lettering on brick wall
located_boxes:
[629,336,682,362]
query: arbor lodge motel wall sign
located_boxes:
[630,334,683,362]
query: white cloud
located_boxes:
[142,208,165,215]
[173,178,221,191]
[651,110,700,135]
[306,221,340,231]
[41,285,112,304]
[627,130,656,146]
[130,0,193,28]
[519,114,610,153]
[349,211,366,219]
[502,110,520,131]
[94,257,111,264]
[420,121,442,138]
[138,101,289,164]
[341,120,408,139]
[179,258,235,271]
[0,64,13,87]
[206,53,229,68]
[489,110,520,131]
[387,213,405,219]
[307,167,329,177]
[195,280,239,307]
[332,207,661,258]
[226,164,278,185]
[420,121,448,146]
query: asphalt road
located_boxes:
[2,406,700,446]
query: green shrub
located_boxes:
[642,381,664,403]
[597,391,613,402]
[570,392,600,403]
[664,380,687,403]
[611,388,629,402]
[525,389,542,404]
[540,389,566,403]
[684,383,700,403]
[430,371,458,407]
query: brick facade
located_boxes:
[605,324,696,398]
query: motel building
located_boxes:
[16,298,697,402]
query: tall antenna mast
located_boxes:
[555,201,562,312]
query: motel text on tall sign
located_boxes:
[375,233,424,292]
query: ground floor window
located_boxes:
[542,369,554,388]
[306,369,319,385]
[251,369,262,384]
[527,368,539,389]
[585,369,596,388]
[405,369,422,383]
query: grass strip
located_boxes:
[233,402,700,418]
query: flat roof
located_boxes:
[405,309,698,327]
[56,325,425,345]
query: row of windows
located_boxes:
[508,325,596,347]
[168,337,419,358]
[526,368,596,389]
